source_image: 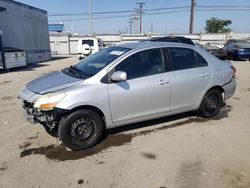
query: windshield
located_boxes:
[82,39,94,46]
[73,47,130,77]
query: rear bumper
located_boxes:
[223,77,236,101]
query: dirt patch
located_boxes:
[0,80,13,85]
[141,152,157,160]
[0,166,8,171]
[233,97,240,100]
[19,142,31,149]
[221,168,250,188]
[176,159,203,188]
[20,133,132,161]
[1,96,15,101]
[0,110,9,114]
[27,132,39,140]
[0,162,8,171]
[248,88,250,91]
[77,179,89,185]
[78,179,84,184]
[20,145,56,158]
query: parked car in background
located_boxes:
[225,39,249,46]
[142,36,195,46]
[203,43,227,60]
[206,42,224,48]
[224,42,250,60]
[18,42,236,151]
[77,37,105,60]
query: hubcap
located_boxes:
[205,95,219,112]
[70,118,95,140]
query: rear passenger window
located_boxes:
[195,51,208,66]
[169,48,197,70]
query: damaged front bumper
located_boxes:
[22,100,67,130]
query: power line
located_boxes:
[49,8,250,22]
[47,5,250,17]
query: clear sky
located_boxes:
[16,0,250,34]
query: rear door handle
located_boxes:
[157,80,169,85]
[201,73,210,77]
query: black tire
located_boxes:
[197,89,223,118]
[58,109,104,151]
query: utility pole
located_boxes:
[70,20,74,33]
[128,18,133,34]
[150,22,153,33]
[133,15,139,34]
[89,0,93,36]
[137,2,145,34]
[189,0,195,34]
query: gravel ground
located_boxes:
[0,56,250,188]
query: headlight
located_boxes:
[33,93,66,110]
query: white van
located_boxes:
[77,37,104,60]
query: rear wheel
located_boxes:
[197,89,223,118]
[58,109,104,151]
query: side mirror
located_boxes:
[111,71,127,82]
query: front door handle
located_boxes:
[201,73,210,77]
[157,80,169,85]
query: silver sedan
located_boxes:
[18,42,236,150]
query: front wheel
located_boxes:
[197,89,223,118]
[58,109,104,151]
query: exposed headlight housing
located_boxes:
[33,93,66,110]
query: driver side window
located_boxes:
[115,48,164,80]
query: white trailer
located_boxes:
[0,48,27,70]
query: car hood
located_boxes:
[26,71,83,94]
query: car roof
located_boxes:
[152,36,188,40]
[140,36,195,45]
[234,42,250,48]
[116,42,194,50]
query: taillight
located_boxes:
[231,66,236,77]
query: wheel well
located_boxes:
[70,105,106,127]
[208,85,224,94]
[206,85,225,100]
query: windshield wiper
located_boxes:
[69,65,81,72]
[65,65,83,77]
[67,66,93,78]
